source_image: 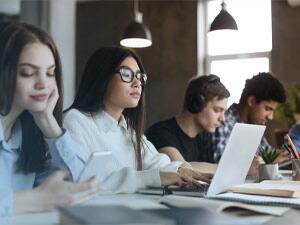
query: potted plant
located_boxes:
[258,147,282,181]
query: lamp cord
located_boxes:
[134,0,138,17]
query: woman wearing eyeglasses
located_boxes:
[64,46,209,193]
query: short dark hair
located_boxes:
[183,74,230,112]
[0,21,63,173]
[68,46,145,170]
[239,72,286,105]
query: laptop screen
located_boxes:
[207,123,266,197]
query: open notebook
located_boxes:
[227,180,300,198]
[160,195,290,216]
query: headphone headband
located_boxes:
[186,74,220,114]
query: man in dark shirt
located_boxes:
[147,119,214,162]
[146,75,232,174]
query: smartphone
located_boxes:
[77,151,117,182]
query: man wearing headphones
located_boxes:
[146,75,230,174]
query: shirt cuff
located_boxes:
[137,169,161,187]
[45,129,77,163]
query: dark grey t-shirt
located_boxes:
[146,117,215,162]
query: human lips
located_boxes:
[129,92,141,99]
[30,94,48,101]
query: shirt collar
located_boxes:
[0,120,22,151]
[93,110,127,132]
[227,103,242,123]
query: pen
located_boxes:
[286,134,300,159]
[162,186,173,196]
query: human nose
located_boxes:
[34,73,47,89]
[132,75,142,88]
[219,112,225,123]
[267,112,274,121]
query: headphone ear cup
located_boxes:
[188,94,205,114]
[197,94,205,112]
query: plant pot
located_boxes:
[258,164,282,182]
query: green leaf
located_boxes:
[259,146,279,164]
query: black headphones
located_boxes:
[186,74,220,114]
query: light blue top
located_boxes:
[0,120,86,217]
[289,123,300,153]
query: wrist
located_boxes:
[34,116,63,138]
[13,189,46,214]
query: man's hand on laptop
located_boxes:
[248,155,264,176]
[273,148,291,164]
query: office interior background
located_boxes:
[1,0,300,147]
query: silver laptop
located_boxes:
[139,123,266,197]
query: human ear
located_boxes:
[247,96,256,107]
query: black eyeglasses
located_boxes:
[115,66,147,85]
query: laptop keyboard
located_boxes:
[169,182,210,193]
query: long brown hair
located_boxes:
[0,22,63,173]
[67,47,145,170]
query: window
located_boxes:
[205,0,272,105]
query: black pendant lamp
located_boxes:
[209,1,238,32]
[120,0,152,48]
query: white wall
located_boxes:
[49,0,76,109]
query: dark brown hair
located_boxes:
[0,22,63,173]
[68,47,145,170]
[183,74,230,112]
[239,72,286,105]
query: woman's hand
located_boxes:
[29,86,63,138]
[159,171,192,187]
[14,170,101,214]
[177,167,211,183]
[35,170,101,211]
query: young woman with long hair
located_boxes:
[64,46,209,193]
[0,22,99,217]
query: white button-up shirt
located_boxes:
[63,109,189,193]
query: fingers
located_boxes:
[174,174,190,187]
[191,170,211,183]
[49,85,59,99]
[69,178,101,194]
[280,150,290,157]
[58,184,101,207]
[69,189,100,206]
[178,167,211,183]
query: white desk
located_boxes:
[3,170,299,225]
[2,193,295,225]
[1,194,166,225]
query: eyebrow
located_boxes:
[19,63,55,70]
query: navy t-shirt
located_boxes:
[146,117,215,162]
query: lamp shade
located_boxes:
[209,3,238,32]
[120,21,152,48]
